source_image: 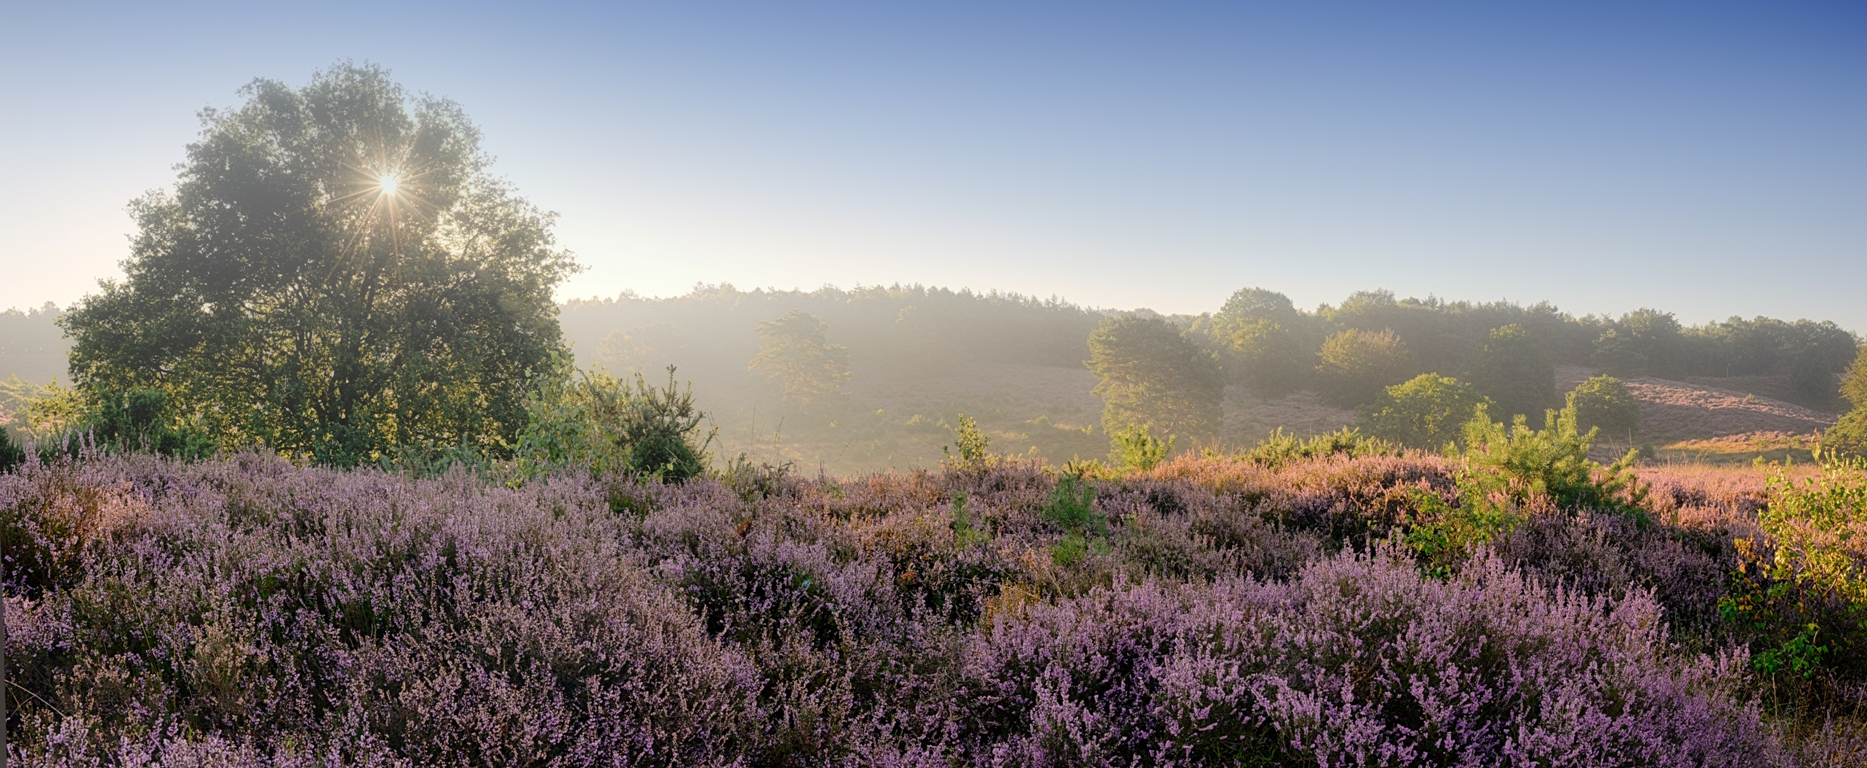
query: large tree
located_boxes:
[61,64,576,464]
[1088,313,1223,449]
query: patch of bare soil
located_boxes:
[1556,365,1836,445]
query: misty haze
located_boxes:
[3,4,1866,765]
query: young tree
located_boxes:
[1088,313,1223,449]
[1314,328,1416,407]
[1469,324,1556,421]
[1357,373,1488,450]
[1826,347,1867,458]
[60,64,576,465]
[749,310,851,409]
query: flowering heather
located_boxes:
[2,451,1855,765]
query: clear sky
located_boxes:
[3,2,1863,331]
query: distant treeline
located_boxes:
[8,285,1858,402]
[558,283,1107,384]
[553,284,1859,395]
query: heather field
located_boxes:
[8,447,1867,766]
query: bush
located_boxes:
[1111,423,1173,472]
[1356,373,1488,449]
[516,365,714,482]
[1240,427,1396,469]
[1314,328,1417,407]
[1721,452,1867,717]
[1458,402,1646,516]
[1569,374,1642,441]
[0,425,23,472]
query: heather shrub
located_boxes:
[961,548,1782,767]
[5,450,1847,764]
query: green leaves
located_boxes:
[59,64,574,465]
[1087,313,1222,458]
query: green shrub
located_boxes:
[943,413,996,471]
[1043,473,1104,536]
[1111,424,1173,472]
[516,365,714,482]
[0,426,23,472]
[1823,411,1867,460]
[1356,373,1487,450]
[1457,402,1646,517]
[1720,452,1867,713]
[1567,375,1641,441]
[1402,402,1647,573]
[1241,427,1397,469]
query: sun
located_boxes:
[379,174,399,196]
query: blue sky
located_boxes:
[2,2,1863,331]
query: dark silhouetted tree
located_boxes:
[60,64,576,465]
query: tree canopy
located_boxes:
[60,64,576,464]
[1087,313,1223,449]
[749,310,850,410]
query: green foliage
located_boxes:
[1591,330,1648,377]
[1457,403,1647,517]
[1043,474,1104,536]
[1824,410,1867,460]
[942,413,996,471]
[1211,287,1311,398]
[1313,328,1416,408]
[1824,349,1867,459]
[0,376,84,440]
[83,389,215,459]
[1088,313,1224,447]
[1356,373,1487,449]
[950,492,991,548]
[516,364,715,483]
[748,310,850,410]
[1239,427,1396,469]
[1468,324,1555,421]
[0,425,23,473]
[1111,424,1174,472]
[1401,402,1647,572]
[1043,473,1109,567]
[59,63,576,466]
[1720,452,1867,699]
[1567,375,1641,441]
[1843,347,1867,409]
